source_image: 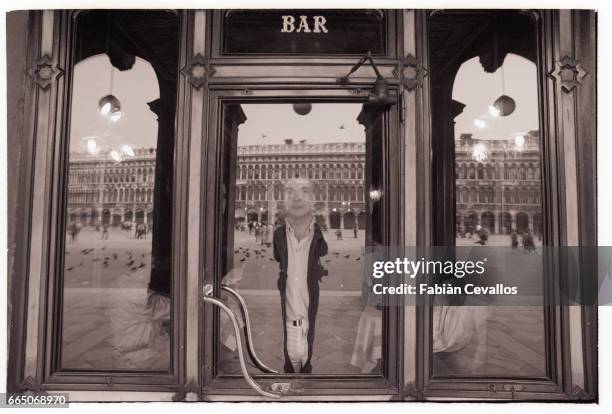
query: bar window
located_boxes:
[58,10,179,371]
[429,11,546,377]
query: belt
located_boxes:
[291,319,304,327]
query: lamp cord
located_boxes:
[110,66,114,95]
[106,11,114,95]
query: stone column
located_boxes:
[494,211,500,234]
[528,213,533,232]
[147,81,175,297]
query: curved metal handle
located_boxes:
[202,291,280,399]
[221,285,279,374]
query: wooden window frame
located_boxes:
[199,88,404,400]
[7,8,596,402]
[420,9,598,401]
[9,10,191,392]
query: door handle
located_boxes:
[220,285,279,374]
[202,284,281,399]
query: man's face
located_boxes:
[284,179,314,219]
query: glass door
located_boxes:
[200,92,402,399]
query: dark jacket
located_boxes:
[273,223,328,373]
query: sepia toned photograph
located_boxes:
[3,4,601,407]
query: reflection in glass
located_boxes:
[60,11,178,370]
[219,104,381,375]
[430,11,546,377]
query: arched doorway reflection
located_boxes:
[329,210,341,229]
[343,210,355,229]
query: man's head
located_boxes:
[283,178,315,220]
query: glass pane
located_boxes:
[218,103,382,375]
[429,11,546,377]
[60,11,179,370]
[223,9,386,55]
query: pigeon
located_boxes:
[102,247,106,250]
[356,257,360,261]
[131,266,138,271]
[344,255,350,258]
[138,262,145,268]
[67,267,73,271]
[112,253,118,260]
[240,258,246,262]
[126,260,134,266]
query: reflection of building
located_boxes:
[66,147,156,226]
[455,130,542,235]
[235,141,366,229]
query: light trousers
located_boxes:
[285,320,309,371]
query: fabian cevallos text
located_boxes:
[370,257,518,296]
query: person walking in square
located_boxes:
[101,223,109,240]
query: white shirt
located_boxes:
[285,219,314,322]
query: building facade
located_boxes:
[455,131,543,236]
[232,141,366,229]
[6,9,597,402]
[68,130,543,236]
[67,147,157,226]
[67,141,368,230]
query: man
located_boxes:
[273,177,328,373]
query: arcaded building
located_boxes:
[65,141,367,230]
[455,130,543,236]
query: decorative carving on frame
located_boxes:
[549,55,588,92]
[172,380,200,401]
[349,87,369,96]
[571,385,588,399]
[28,55,63,90]
[181,53,215,89]
[394,53,427,91]
[17,376,48,396]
